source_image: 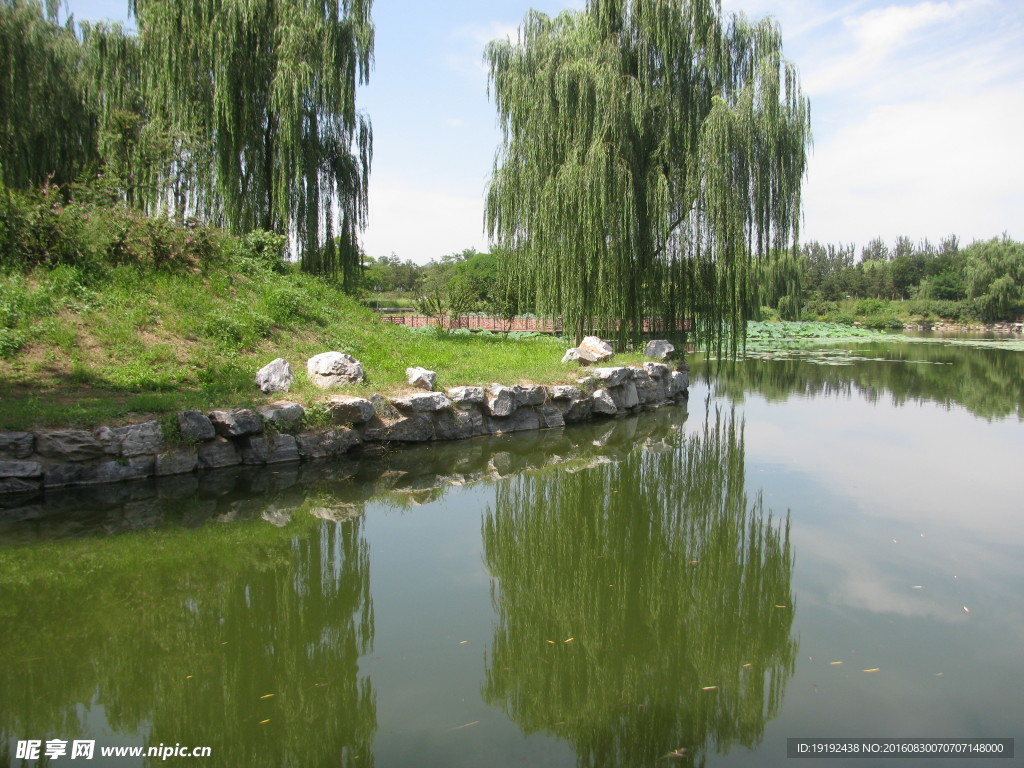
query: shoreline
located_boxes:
[0,363,688,502]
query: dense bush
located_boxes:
[0,179,227,273]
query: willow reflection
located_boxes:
[0,516,375,767]
[482,412,795,767]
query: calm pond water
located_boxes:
[1,336,1022,767]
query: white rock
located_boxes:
[576,336,614,363]
[255,357,294,393]
[307,352,365,388]
[406,366,437,391]
[643,339,675,360]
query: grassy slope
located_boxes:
[0,264,642,431]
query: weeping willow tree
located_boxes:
[0,0,95,188]
[127,0,374,284]
[486,0,811,350]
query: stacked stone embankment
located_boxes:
[0,363,688,497]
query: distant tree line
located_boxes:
[761,235,1024,324]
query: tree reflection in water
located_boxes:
[482,410,795,767]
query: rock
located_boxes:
[258,401,305,430]
[42,464,84,488]
[562,396,594,423]
[255,357,294,393]
[0,477,40,495]
[593,366,632,387]
[197,437,242,469]
[154,449,199,477]
[266,434,300,464]
[383,415,435,443]
[178,411,216,442]
[35,430,105,462]
[633,369,667,404]
[514,385,546,406]
[369,393,402,421]
[239,436,271,465]
[433,408,487,440]
[296,429,361,459]
[592,389,618,415]
[486,384,518,417]
[490,408,541,433]
[209,408,263,438]
[0,432,34,459]
[621,381,640,409]
[548,385,583,401]
[324,395,375,425]
[538,405,565,428]
[643,362,671,379]
[0,460,43,478]
[92,426,122,456]
[447,386,486,405]
[576,336,614,363]
[111,421,165,457]
[561,348,580,364]
[643,339,675,360]
[668,370,689,396]
[391,392,453,413]
[307,351,365,388]
[406,366,437,391]
[77,457,154,486]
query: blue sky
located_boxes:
[66,0,1024,263]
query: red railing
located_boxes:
[379,315,691,333]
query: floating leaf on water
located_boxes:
[662,748,689,759]
[912,585,923,589]
[935,672,944,677]
[742,663,753,668]
[259,719,270,724]
[564,637,574,643]
[863,668,880,673]
[260,694,275,699]
[830,661,843,666]
[963,606,970,613]
[546,640,555,645]
[701,686,718,691]
[450,720,480,731]
[774,604,787,608]
[185,675,193,679]
[459,641,469,645]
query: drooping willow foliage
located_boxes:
[128,0,374,284]
[0,0,374,285]
[0,0,94,189]
[486,0,811,350]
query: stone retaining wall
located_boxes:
[0,363,687,497]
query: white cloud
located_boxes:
[803,85,1024,244]
[362,179,489,264]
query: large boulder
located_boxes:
[592,366,632,388]
[592,389,618,415]
[391,392,453,413]
[576,336,614,363]
[486,384,518,417]
[209,409,263,438]
[307,352,365,388]
[255,357,294,393]
[447,386,486,406]
[406,366,437,391]
[643,339,675,360]
[34,430,104,462]
[324,395,375,425]
[178,411,216,442]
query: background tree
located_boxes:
[0,0,95,188]
[486,0,811,350]
[128,0,374,285]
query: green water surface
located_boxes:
[1,337,1022,767]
